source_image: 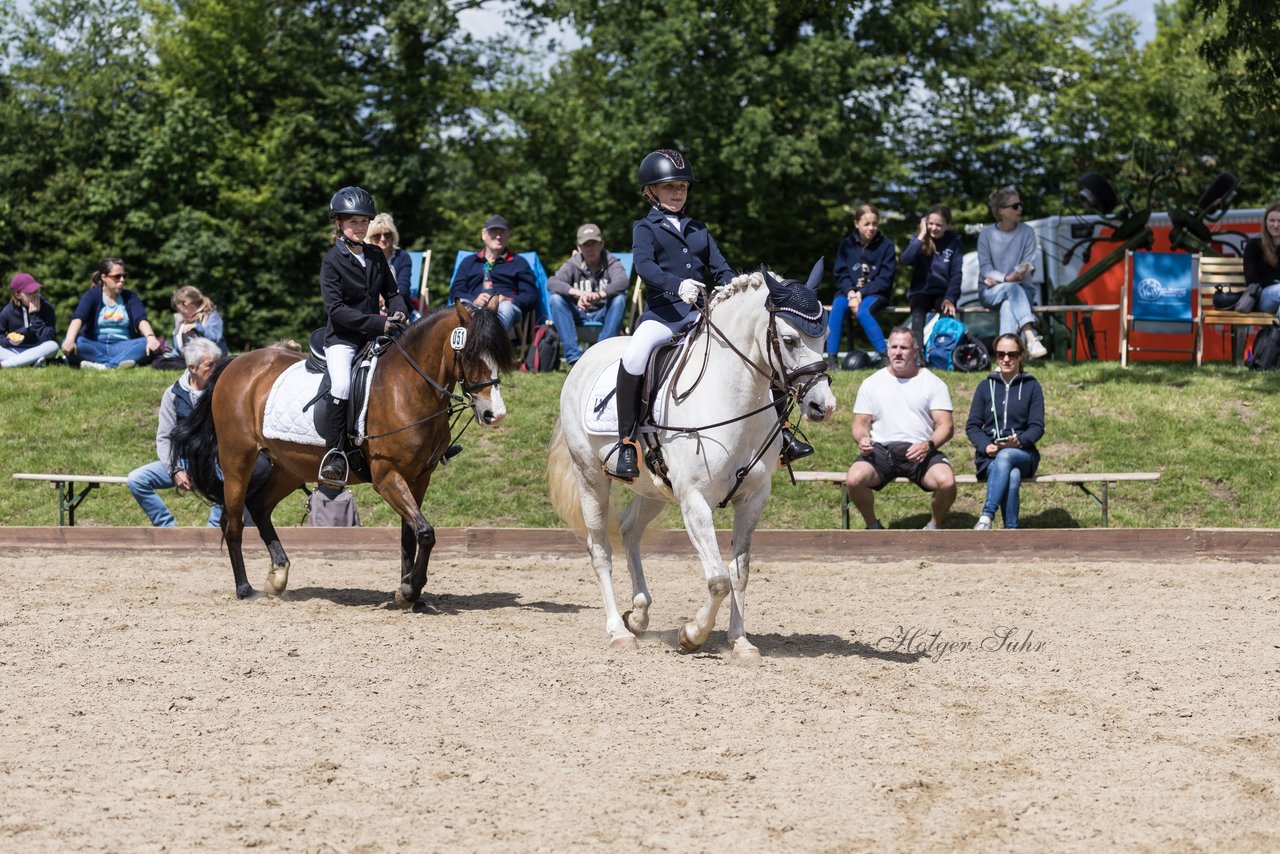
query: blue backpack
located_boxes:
[925,315,967,370]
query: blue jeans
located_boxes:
[76,336,149,367]
[548,293,628,363]
[1258,283,1280,316]
[978,281,1037,335]
[981,448,1034,528]
[127,460,223,527]
[825,294,886,355]
[494,300,524,331]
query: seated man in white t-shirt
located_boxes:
[847,327,956,530]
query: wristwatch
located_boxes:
[927,439,937,452]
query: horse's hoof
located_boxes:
[393,585,415,609]
[622,610,648,635]
[731,644,762,664]
[609,635,638,652]
[678,622,703,652]
[265,566,289,598]
[235,584,260,601]
[411,599,441,615]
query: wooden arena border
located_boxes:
[0,526,1276,563]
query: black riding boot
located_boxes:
[318,395,350,485]
[773,389,814,466]
[609,366,643,481]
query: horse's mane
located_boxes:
[401,305,517,373]
[706,271,766,313]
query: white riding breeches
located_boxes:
[324,343,356,400]
[621,315,698,375]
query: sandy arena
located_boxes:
[2,543,1277,851]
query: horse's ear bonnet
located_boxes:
[761,259,828,338]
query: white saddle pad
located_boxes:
[583,358,670,436]
[263,360,373,447]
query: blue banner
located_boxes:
[1131,252,1193,332]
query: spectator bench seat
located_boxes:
[12,472,131,527]
[790,470,1161,529]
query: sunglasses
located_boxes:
[102,273,127,281]
[995,350,1021,359]
[368,232,394,242]
[1002,203,1024,210]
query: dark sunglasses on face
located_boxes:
[103,273,126,281]
[1003,203,1024,210]
[995,350,1020,359]
[369,233,394,242]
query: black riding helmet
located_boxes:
[638,149,696,187]
[329,186,377,220]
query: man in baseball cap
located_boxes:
[2,272,60,368]
[448,213,537,331]
[546,223,630,366]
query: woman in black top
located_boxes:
[1246,201,1280,317]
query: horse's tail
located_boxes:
[169,359,230,504]
[547,417,587,537]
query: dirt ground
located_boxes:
[1,547,1277,852]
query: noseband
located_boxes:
[764,308,832,403]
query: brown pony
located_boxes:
[171,304,516,606]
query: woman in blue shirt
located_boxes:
[61,258,163,369]
[901,205,964,353]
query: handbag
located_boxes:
[1233,282,1262,314]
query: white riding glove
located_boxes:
[678,279,701,305]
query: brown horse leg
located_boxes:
[376,473,436,610]
[219,447,261,600]
[246,471,303,598]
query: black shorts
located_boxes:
[859,441,951,491]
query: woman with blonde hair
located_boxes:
[171,285,228,356]
[366,212,415,312]
[1247,201,1280,317]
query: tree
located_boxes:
[1192,0,1280,112]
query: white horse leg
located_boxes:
[726,485,770,662]
[576,465,634,650]
[618,494,664,635]
[676,493,731,653]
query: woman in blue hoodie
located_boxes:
[966,333,1045,530]
[826,204,895,360]
[901,205,963,353]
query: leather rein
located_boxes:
[360,331,500,471]
[653,289,831,506]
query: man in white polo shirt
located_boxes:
[847,327,956,530]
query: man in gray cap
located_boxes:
[448,214,538,331]
[545,223,630,365]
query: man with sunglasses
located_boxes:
[846,327,956,530]
[977,187,1047,359]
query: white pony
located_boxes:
[548,264,837,660]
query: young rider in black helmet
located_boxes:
[607,150,816,481]
[317,186,409,486]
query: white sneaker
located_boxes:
[79,360,109,370]
[922,521,939,530]
[117,359,137,369]
[33,357,46,368]
[973,515,993,530]
[1026,337,1048,359]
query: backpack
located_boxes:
[521,324,561,373]
[924,315,967,371]
[1248,325,1280,371]
[305,487,361,526]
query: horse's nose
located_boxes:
[482,410,496,424]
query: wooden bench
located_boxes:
[1194,255,1278,366]
[12,472,131,527]
[791,470,1161,529]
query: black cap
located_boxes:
[483,214,509,231]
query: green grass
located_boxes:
[2,360,1278,529]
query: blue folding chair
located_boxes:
[1119,250,1198,367]
[405,249,429,317]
